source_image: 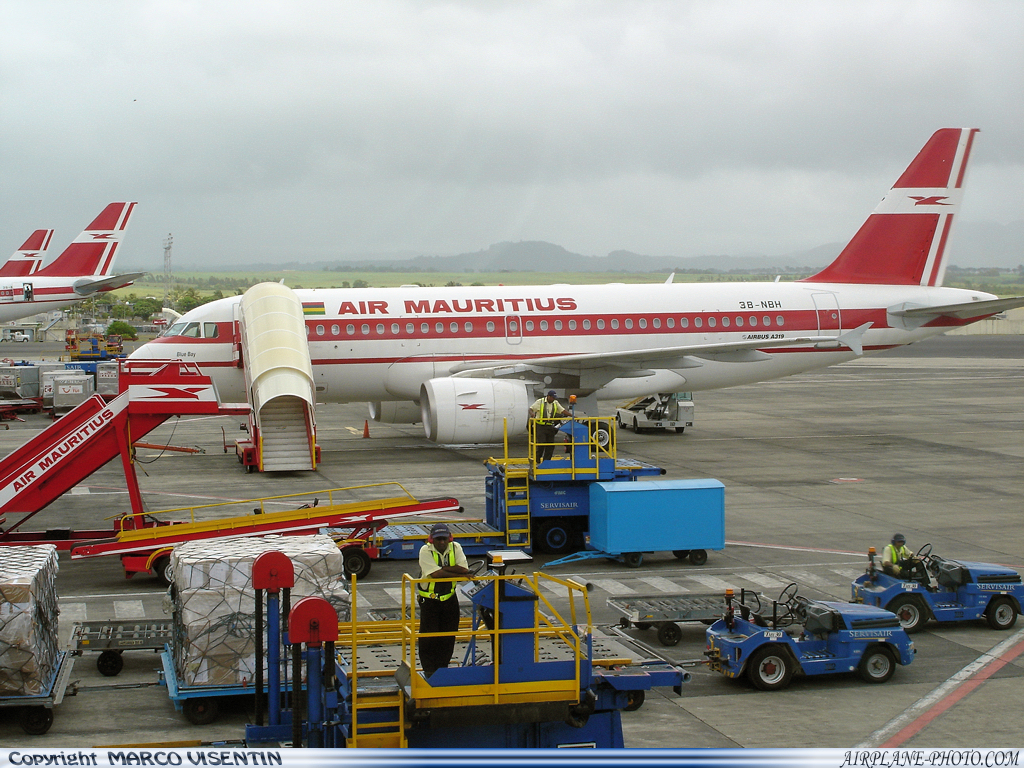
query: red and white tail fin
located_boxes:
[35,202,137,277]
[0,229,54,277]
[802,128,978,287]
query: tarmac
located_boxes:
[0,334,1021,749]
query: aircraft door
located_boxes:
[811,293,842,338]
[505,315,522,345]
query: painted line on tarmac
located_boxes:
[727,539,865,557]
[859,627,1024,747]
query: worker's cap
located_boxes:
[429,523,451,540]
[547,390,556,397]
[892,533,906,544]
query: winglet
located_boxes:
[835,322,873,356]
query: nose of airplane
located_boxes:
[128,340,158,360]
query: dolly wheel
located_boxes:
[343,548,372,580]
[623,552,643,568]
[153,555,173,587]
[689,549,708,566]
[183,697,220,725]
[20,706,54,735]
[672,550,690,560]
[623,690,646,711]
[858,646,896,683]
[657,622,682,647]
[97,650,124,677]
[986,597,1018,630]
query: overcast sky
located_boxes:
[1,1,1022,270]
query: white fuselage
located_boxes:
[0,277,101,323]
[131,280,995,406]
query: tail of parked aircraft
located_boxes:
[0,229,54,277]
[802,128,978,288]
[35,202,137,277]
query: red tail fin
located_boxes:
[0,229,53,277]
[802,129,978,287]
[36,202,137,277]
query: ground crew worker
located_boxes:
[417,522,470,679]
[881,533,912,576]
[529,390,569,464]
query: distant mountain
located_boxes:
[176,219,1020,273]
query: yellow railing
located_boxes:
[487,415,617,479]
[397,571,592,706]
[107,482,420,531]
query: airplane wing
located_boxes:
[450,324,872,381]
[888,296,1024,320]
[72,272,147,296]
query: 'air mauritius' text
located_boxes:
[336,298,578,315]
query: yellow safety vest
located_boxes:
[418,546,458,601]
[537,400,561,420]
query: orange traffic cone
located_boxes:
[362,420,370,438]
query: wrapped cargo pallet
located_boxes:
[169,535,350,687]
[0,545,60,696]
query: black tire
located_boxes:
[623,552,643,568]
[617,414,626,428]
[887,595,928,634]
[153,554,173,587]
[985,596,1018,630]
[97,650,124,677]
[537,519,574,555]
[343,548,372,580]
[183,697,220,725]
[633,417,644,435]
[689,549,708,566]
[590,424,611,448]
[672,550,690,560]
[623,690,646,712]
[634,622,652,630]
[19,706,54,735]
[656,622,682,647]
[858,645,896,684]
[674,427,686,433]
[746,646,794,691]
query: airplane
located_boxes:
[0,229,54,277]
[131,128,1024,444]
[0,202,145,323]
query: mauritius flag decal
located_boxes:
[302,301,326,316]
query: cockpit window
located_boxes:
[166,322,187,337]
[180,323,201,338]
[203,323,219,339]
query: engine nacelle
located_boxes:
[421,378,531,443]
[368,401,422,424]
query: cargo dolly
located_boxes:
[69,619,173,677]
[609,590,762,646]
[0,650,76,735]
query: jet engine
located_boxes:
[368,401,422,424]
[420,378,531,443]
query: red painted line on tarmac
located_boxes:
[881,630,1024,747]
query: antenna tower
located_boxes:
[163,234,173,305]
